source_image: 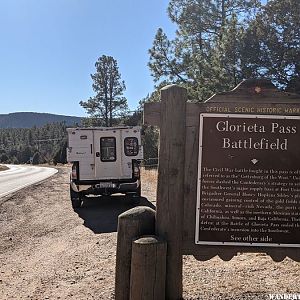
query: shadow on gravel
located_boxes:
[74,195,155,234]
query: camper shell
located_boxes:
[67,126,143,208]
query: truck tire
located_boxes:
[71,198,82,209]
[137,183,141,197]
[125,188,141,205]
[70,187,82,209]
[132,193,140,205]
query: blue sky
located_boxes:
[0,0,176,117]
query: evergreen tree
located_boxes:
[0,122,68,164]
[80,55,128,127]
[242,0,300,89]
[148,0,261,101]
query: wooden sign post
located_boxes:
[155,86,187,299]
[144,79,300,299]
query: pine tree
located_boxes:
[80,55,128,127]
[242,0,300,89]
[148,0,261,100]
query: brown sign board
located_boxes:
[144,79,300,261]
[196,113,300,247]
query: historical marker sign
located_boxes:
[143,80,300,299]
[196,113,300,247]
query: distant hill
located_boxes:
[0,112,82,128]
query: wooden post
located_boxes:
[115,206,156,300]
[130,236,167,300]
[156,85,187,299]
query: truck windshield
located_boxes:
[100,137,116,162]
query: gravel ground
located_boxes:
[0,166,299,299]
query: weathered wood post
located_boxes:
[130,236,167,300]
[156,85,187,299]
[115,206,156,300]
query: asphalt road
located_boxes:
[0,165,58,198]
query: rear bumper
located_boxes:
[70,179,140,195]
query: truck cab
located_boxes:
[67,126,143,208]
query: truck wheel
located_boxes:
[71,198,82,209]
[132,194,140,205]
[70,187,82,209]
[137,183,141,197]
[125,192,140,205]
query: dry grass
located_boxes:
[0,165,8,171]
[141,166,158,184]
[140,166,158,203]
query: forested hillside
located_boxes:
[0,112,81,128]
[0,111,158,165]
[0,122,68,164]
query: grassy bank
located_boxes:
[0,165,8,171]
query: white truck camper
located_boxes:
[67,126,143,208]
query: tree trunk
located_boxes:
[104,94,109,127]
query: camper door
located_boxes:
[94,130,124,180]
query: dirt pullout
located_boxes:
[0,166,299,300]
[0,166,121,300]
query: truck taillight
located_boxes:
[133,161,140,178]
[71,163,78,180]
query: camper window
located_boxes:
[124,137,139,156]
[100,137,116,162]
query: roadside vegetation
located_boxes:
[0,123,67,165]
[0,164,8,171]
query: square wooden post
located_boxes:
[155,85,187,299]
